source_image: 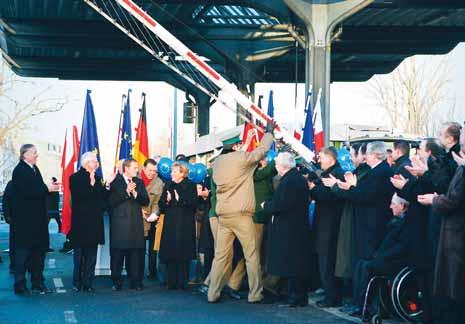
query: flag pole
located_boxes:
[113,93,127,172]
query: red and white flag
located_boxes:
[313,89,324,153]
[61,126,80,235]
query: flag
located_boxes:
[133,93,149,165]
[77,90,103,177]
[313,89,325,153]
[241,122,263,152]
[267,90,275,151]
[302,92,316,153]
[119,89,133,160]
[61,126,80,235]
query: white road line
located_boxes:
[57,288,67,294]
[53,277,64,288]
[48,258,56,269]
[64,310,77,323]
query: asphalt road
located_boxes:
[0,222,356,324]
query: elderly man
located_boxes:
[140,158,164,279]
[353,194,410,321]
[108,158,149,291]
[308,147,345,308]
[207,124,274,304]
[263,152,310,307]
[69,152,108,292]
[12,144,60,295]
[336,141,394,316]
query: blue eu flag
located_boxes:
[77,90,103,177]
[119,89,133,160]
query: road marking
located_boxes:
[53,278,64,288]
[64,310,77,323]
[48,258,56,269]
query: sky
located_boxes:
[2,42,464,176]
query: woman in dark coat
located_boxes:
[70,152,108,291]
[264,152,310,307]
[159,162,198,289]
[309,147,345,308]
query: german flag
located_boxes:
[133,93,149,165]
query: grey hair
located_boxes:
[80,152,97,167]
[392,193,409,207]
[19,144,35,160]
[275,152,296,170]
[367,141,387,161]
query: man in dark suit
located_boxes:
[108,158,149,291]
[70,152,108,292]
[336,141,395,316]
[11,144,60,295]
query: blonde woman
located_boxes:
[159,162,198,289]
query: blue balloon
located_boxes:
[187,163,196,182]
[337,148,354,172]
[157,157,173,180]
[193,163,207,184]
[266,150,277,164]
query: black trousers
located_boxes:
[9,225,15,270]
[111,248,144,286]
[73,246,98,289]
[14,247,45,289]
[165,261,189,289]
[318,253,342,303]
[288,276,308,303]
[145,223,157,278]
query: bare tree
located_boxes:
[367,56,454,137]
[0,61,68,184]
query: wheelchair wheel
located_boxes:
[391,267,423,323]
[371,314,382,324]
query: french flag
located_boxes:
[313,89,324,153]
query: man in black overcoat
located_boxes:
[70,152,109,292]
[336,141,394,316]
[264,152,311,307]
[11,144,60,295]
[308,147,345,308]
[108,158,149,291]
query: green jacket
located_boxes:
[253,160,277,224]
[208,168,217,218]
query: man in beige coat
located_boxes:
[140,158,164,279]
[208,126,274,303]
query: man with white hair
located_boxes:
[336,141,395,317]
[69,152,108,292]
[263,152,311,307]
[352,193,410,321]
[11,144,60,295]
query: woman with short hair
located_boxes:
[159,162,198,289]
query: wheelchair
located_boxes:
[362,267,423,324]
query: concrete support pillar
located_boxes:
[192,91,211,137]
[284,0,373,145]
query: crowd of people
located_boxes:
[1,120,464,324]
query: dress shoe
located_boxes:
[348,307,363,318]
[112,284,122,291]
[316,298,342,308]
[46,248,54,253]
[198,284,209,295]
[339,303,358,313]
[224,287,241,300]
[31,284,52,295]
[14,287,31,296]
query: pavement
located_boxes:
[0,221,362,324]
